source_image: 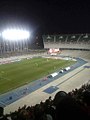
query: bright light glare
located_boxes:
[2,29,30,41]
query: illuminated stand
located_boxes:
[0,28,30,56]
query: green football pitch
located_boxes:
[0,57,75,94]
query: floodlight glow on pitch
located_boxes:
[2,29,30,41]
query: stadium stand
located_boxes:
[43,34,90,50]
[0,33,90,57]
[0,83,90,120]
[60,50,90,60]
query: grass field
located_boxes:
[0,57,76,94]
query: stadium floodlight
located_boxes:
[83,34,88,38]
[2,29,30,41]
[59,36,63,39]
[47,35,51,39]
[71,35,75,38]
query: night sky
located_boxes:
[0,0,90,34]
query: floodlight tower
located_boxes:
[1,28,30,54]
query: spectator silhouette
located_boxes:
[53,91,68,106]
[56,96,89,120]
[0,107,8,120]
[82,90,90,106]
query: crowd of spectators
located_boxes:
[0,83,90,120]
